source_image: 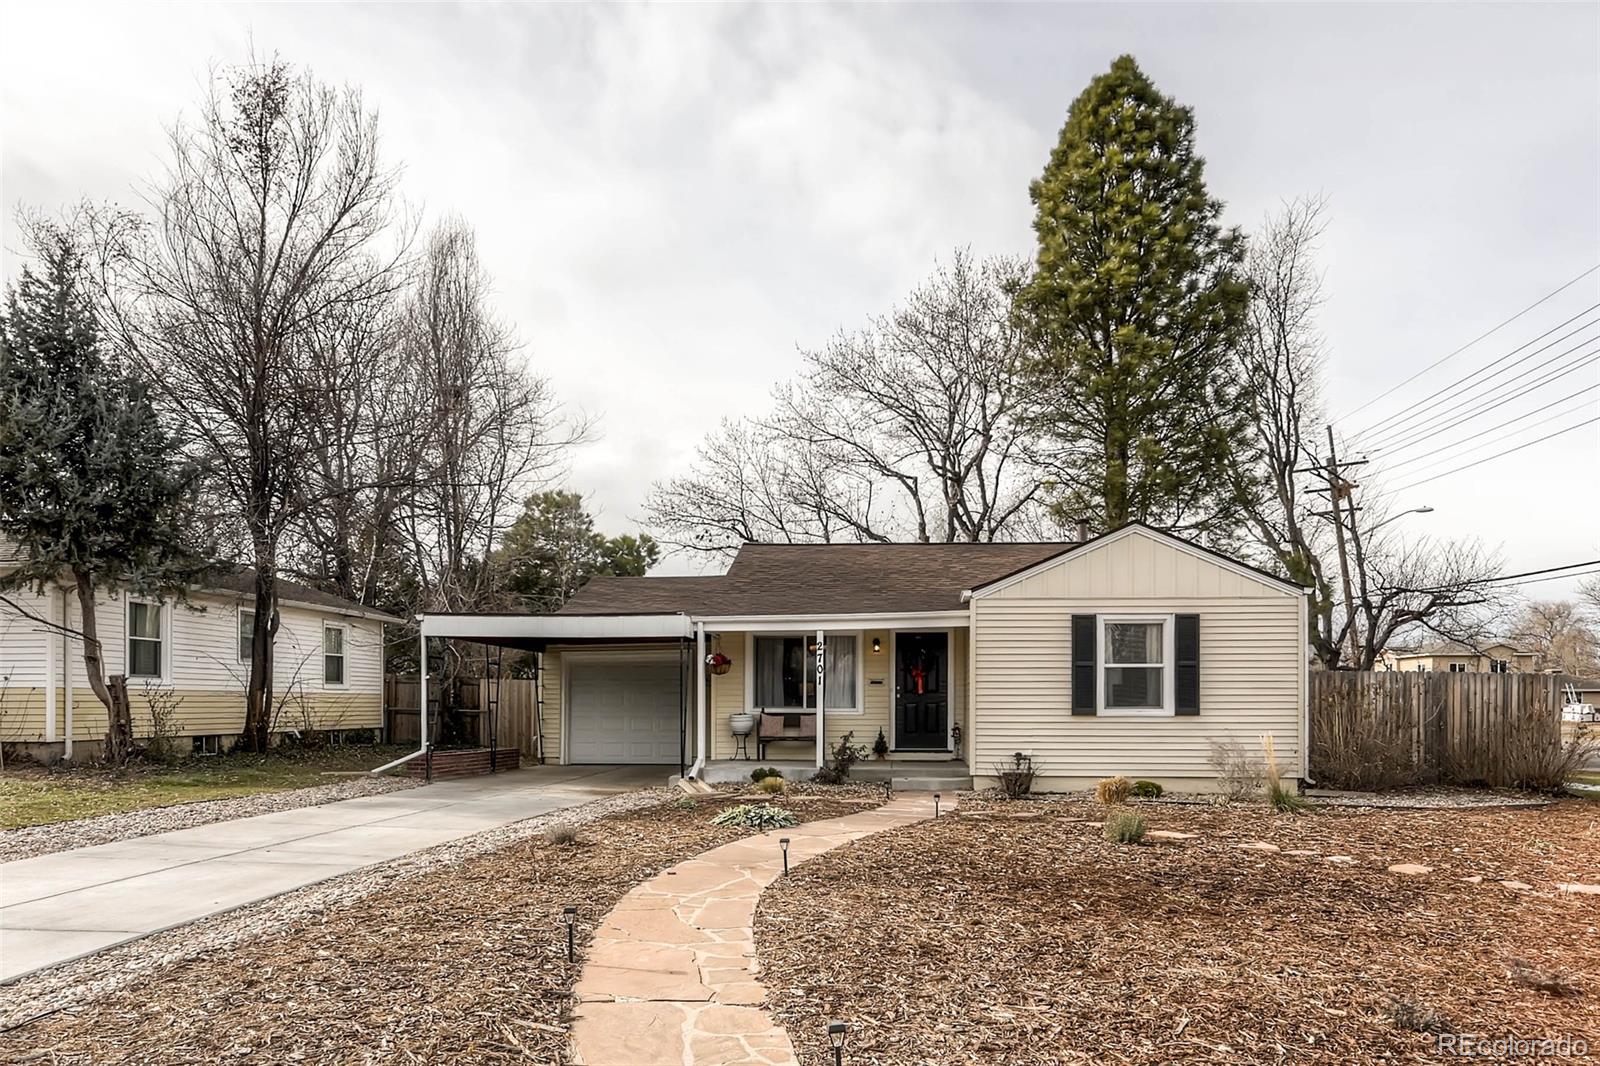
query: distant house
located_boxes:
[1378,640,1541,674]
[0,542,399,761]
[417,523,1312,793]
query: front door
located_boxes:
[895,632,948,750]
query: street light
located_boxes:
[1368,505,1433,534]
[827,1020,849,1065]
[562,905,577,962]
[779,837,790,877]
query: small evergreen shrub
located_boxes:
[1095,775,1133,805]
[674,795,699,810]
[1130,780,1164,799]
[545,822,579,845]
[756,775,788,795]
[1102,810,1147,844]
[709,803,799,830]
[750,766,784,783]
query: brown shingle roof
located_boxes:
[202,566,404,623]
[558,542,1072,617]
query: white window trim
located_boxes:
[238,608,256,664]
[125,594,168,682]
[1096,613,1175,717]
[322,622,350,690]
[743,631,865,715]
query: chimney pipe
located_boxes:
[1075,519,1089,543]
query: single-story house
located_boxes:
[1378,640,1541,674]
[419,523,1311,792]
[0,545,399,761]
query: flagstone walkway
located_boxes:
[568,793,940,1066]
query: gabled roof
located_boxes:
[202,566,405,624]
[558,542,1071,617]
[964,522,1308,598]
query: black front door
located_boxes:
[895,632,948,750]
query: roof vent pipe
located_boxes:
[1076,519,1089,543]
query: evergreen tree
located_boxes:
[494,491,659,613]
[1018,55,1250,534]
[0,228,199,762]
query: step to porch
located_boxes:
[853,760,971,792]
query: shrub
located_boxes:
[750,766,784,783]
[709,803,798,830]
[1103,810,1146,844]
[756,775,787,795]
[1094,775,1133,805]
[872,728,889,759]
[674,795,699,810]
[1130,780,1164,799]
[545,822,579,845]
[811,733,869,786]
[1502,724,1600,794]
[992,752,1040,799]
[1208,737,1264,802]
[1262,734,1307,813]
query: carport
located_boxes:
[382,612,704,780]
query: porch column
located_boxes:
[815,627,826,767]
[418,623,429,753]
[693,621,708,776]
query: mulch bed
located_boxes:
[756,796,1600,1065]
[0,792,872,1065]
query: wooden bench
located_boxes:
[757,711,817,760]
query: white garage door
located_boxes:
[567,658,683,764]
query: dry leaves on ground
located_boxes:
[0,793,872,1065]
[756,796,1600,1066]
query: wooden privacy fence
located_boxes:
[1309,671,1564,789]
[385,676,545,760]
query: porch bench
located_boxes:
[757,711,817,760]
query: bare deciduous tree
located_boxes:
[86,55,408,751]
[1511,600,1599,676]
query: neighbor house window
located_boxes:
[1490,659,1510,673]
[752,635,857,710]
[323,624,346,686]
[238,609,256,663]
[1449,662,1469,673]
[127,600,163,679]
[1099,616,1171,715]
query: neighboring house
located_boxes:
[418,523,1311,792]
[0,550,399,760]
[1378,641,1541,674]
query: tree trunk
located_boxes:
[72,572,135,763]
[105,675,135,766]
[242,563,279,752]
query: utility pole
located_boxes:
[1319,425,1366,667]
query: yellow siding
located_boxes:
[971,596,1303,786]
[987,530,1288,600]
[0,687,378,743]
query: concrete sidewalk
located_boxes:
[0,764,659,983]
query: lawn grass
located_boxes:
[0,746,412,829]
[1572,771,1600,788]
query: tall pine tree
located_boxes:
[0,227,199,762]
[1018,55,1250,535]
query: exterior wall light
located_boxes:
[871,637,881,654]
[779,836,790,876]
[827,1020,849,1064]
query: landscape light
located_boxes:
[934,793,941,818]
[562,905,577,962]
[827,1020,849,1065]
[779,836,790,876]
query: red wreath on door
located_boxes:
[909,661,927,695]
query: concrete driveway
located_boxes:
[0,763,662,983]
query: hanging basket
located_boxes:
[706,652,733,676]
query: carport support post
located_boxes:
[419,623,432,782]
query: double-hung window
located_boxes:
[127,600,163,679]
[752,635,857,711]
[1489,659,1510,674]
[1099,616,1172,715]
[323,624,346,686]
[238,609,256,663]
[1449,662,1469,673]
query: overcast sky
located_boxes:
[3,3,1597,592]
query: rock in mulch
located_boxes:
[1387,862,1433,876]
[0,776,420,863]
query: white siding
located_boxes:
[970,529,1306,789]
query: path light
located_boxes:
[827,1020,849,1065]
[883,780,892,802]
[562,905,577,962]
[934,793,941,818]
[779,837,790,876]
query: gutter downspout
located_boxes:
[45,588,58,744]
[370,615,431,777]
[688,621,707,779]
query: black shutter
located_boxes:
[1175,614,1200,716]
[1071,614,1097,716]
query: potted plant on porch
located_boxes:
[872,728,889,760]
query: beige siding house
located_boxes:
[419,524,1310,792]
[1378,641,1540,674]
[1,553,398,760]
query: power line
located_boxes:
[1370,379,1600,474]
[1385,414,1600,494]
[1495,566,1600,590]
[1335,264,1600,426]
[1480,559,1600,585]
[1352,312,1600,451]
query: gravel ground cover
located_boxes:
[0,789,874,1064]
[0,775,418,862]
[756,795,1600,1066]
